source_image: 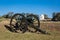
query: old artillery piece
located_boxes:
[10,13,49,34]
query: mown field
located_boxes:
[0,18,60,40]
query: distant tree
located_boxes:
[52,12,60,21]
[52,12,56,17]
[2,12,14,18]
[44,14,48,19]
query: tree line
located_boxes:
[1,12,60,21]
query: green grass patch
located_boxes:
[0,17,5,22]
[0,19,3,22]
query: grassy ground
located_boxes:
[0,17,5,22]
[0,18,3,22]
[0,30,60,40]
[0,18,60,40]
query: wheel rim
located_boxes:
[27,14,40,32]
[10,13,26,33]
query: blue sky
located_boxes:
[0,0,60,18]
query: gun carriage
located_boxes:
[10,13,48,34]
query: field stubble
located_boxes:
[0,19,60,40]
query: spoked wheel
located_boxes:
[10,13,27,33]
[26,14,40,33]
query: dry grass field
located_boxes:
[0,18,60,40]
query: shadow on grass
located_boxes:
[4,25,14,32]
[4,25,50,35]
[4,24,36,33]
